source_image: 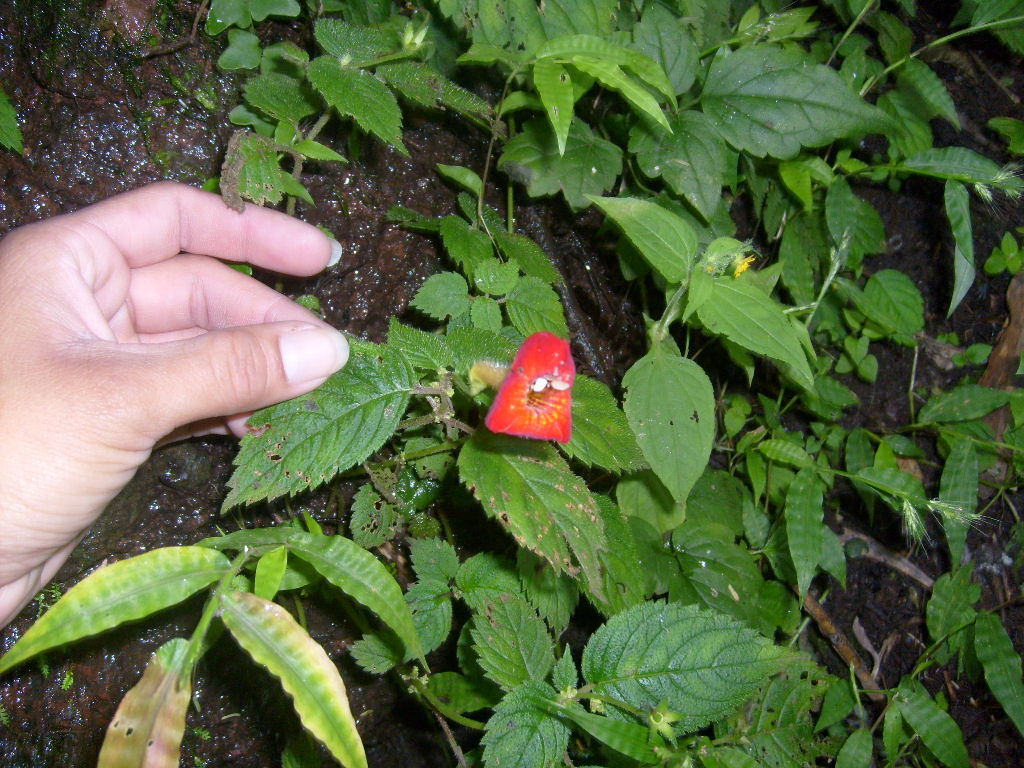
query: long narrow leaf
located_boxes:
[220,591,366,768]
[0,547,231,675]
[975,613,1024,737]
[895,678,969,768]
[943,180,975,316]
[97,638,192,768]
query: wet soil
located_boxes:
[0,1,1022,766]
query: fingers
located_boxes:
[113,321,349,440]
[126,254,329,335]
[68,181,340,275]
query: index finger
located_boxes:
[68,181,338,275]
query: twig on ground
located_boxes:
[838,527,935,590]
[803,591,887,702]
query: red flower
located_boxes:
[485,331,576,443]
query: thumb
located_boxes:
[125,322,349,439]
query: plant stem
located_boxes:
[652,281,688,344]
[408,675,487,730]
[183,551,248,674]
[827,0,877,66]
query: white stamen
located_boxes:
[531,377,549,392]
[549,379,571,391]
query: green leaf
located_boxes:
[437,163,484,198]
[441,215,494,274]
[975,613,1024,737]
[758,439,815,469]
[898,59,959,128]
[96,638,191,768]
[446,327,518,375]
[555,704,659,763]
[835,728,873,768]
[588,196,697,284]
[581,601,791,733]
[901,147,1021,192]
[481,680,570,768]
[944,180,975,317]
[348,483,398,548]
[427,671,498,715]
[472,296,503,330]
[220,590,366,768]
[504,276,568,336]
[0,547,230,675]
[895,678,969,768]
[517,550,578,634]
[629,112,727,221]
[387,319,453,371]
[623,347,715,504]
[785,468,824,598]
[562,375,645,473]
[696,277,815,390]
[378,62,492,123]
[223,343,414,509]
[254,546,288,600]
[206,0,250,35]
[533,58,575,156]
[568,56,671,132]
[471,595,555,691]
[918,384,1011,424]
[990,116,1024,155]
[926,567,979,650]
[494,230,561,284]
[409,537,460,584]
[584,496,648,617]
[939,439,977,564]
[248,0,300,22]
[858,268,924,337]
[457,552,523,612]
[825,177,885,257]
[221,131,294,207]
[0,88,22,154]
[219,28,262,70]
[294,139,346,162]
[308,57,407,154]
[551,645,577,690]
[617,470,684,534]
[632,3,698,96]
[499,117,622,210]
[702,45,888,160]
[538,34,675,100]
[458,431,608,602]
[244,73,319,124]
[411,271,471,320]
[314,18,389,64]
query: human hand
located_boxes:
[0,182,349,627]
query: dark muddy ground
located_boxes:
[0,1,1022,766]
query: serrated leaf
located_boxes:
[702,45,889,159]
[474,260,521,297]
[0,88,23,154]
[534,58,574,155]
[348,484,398,548]
[562,375,644,473]
[244,73,319,124]
[471,595,555,690]
[314,18,389,64]
[410,537,460,584]
[222,131,294,207]
[944,180,975,317]
[896,678,969,768]
[504,276,568,337]
[459,431,608,601]
[97,638,191,768]
[581,601,791,733]
[623,348,714,503]
[918,384,1010,424]
[457,552,523,613]
[551,646,577,690]
[494,230,561,284]
[0,547,230,675]
[219,28,262,70]
[975,613,1024,737]
[902,147,1021,192]
[472,296,503,330]
[308,57,407,154]
[447,327,519,375]
[858,268,924,337]
[220,590,366,768]
[785,468,824,598]
[899,59,959,128]
[499,117,622,210]
[629,112,727,221]
[538,34,675,101]
[696,277,815,390]
[223,344,414,508]
[441,215,494,274]
[387,318,453,371]
[585,496,648,617]
[517,550,578,634]
[825,176,885,257]
[378,62,492,122]
[481,680,570,768]
[588,196,697,284]
[411,271,471,320]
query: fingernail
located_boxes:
[280,326,349,385]
[327,238,343,268]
